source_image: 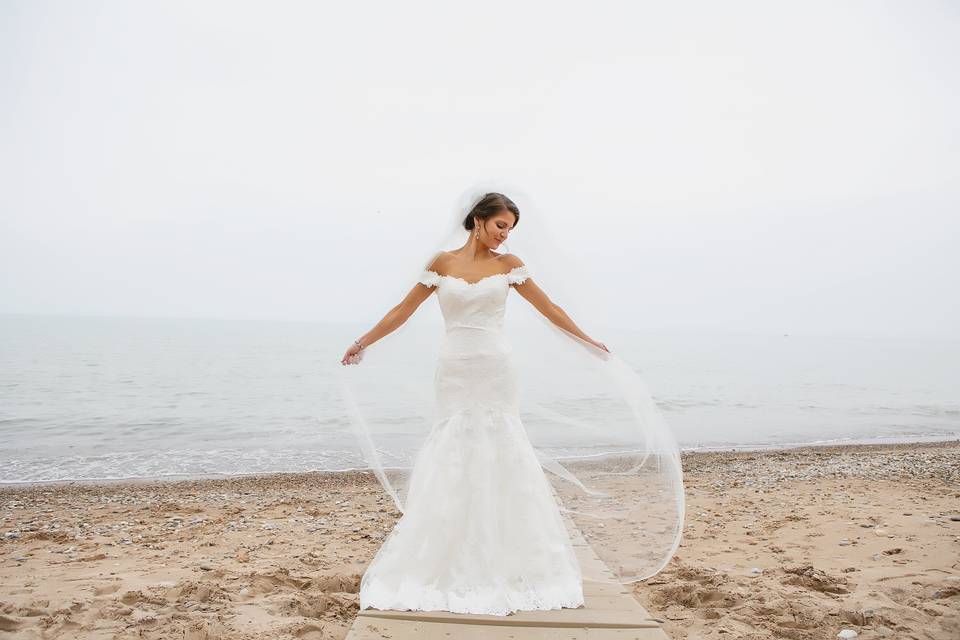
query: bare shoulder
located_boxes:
[425,251,453,273]
[498,253,525,269]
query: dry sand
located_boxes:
[1,440,957,639]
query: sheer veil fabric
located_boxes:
[334,183,686,586]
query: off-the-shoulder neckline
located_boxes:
[424,264,526,286]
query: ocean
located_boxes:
[1,314,957,484]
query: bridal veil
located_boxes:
[334,182,685,585]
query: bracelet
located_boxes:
[354,339,365,350]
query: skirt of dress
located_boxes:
[358,405,586,616]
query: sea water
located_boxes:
[1,314,957,484]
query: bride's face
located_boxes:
[477,210,517,250]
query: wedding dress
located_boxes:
[335,186,685,617]
[358,264,586,615]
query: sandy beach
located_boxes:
[1,440,957,639]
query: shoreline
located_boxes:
[1,440,957,639]
[2,435,958,491]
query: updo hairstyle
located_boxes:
[462,192,520,231]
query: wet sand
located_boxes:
[1,440,958,639]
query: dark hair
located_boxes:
[462,192,520,231]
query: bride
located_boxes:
[340,192,605,615]
[336,188,684,617]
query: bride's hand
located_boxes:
[591,339,610,353]
[341,342,365,365]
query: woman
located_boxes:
[337,190,684,616]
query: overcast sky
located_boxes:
[1,1,957,339]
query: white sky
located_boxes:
[1,0,958,339]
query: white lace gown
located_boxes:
[358,264,585,616]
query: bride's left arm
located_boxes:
[506,257,609,353]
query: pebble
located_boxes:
[837,630,858,639]
[682,443,959,488]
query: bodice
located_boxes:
[417,265,530,359]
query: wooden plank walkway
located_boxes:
[346,514,670,639]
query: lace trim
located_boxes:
[507,265,530,285]
[417,265,530,288]
[417,270,442,288]
[360,581,584,616]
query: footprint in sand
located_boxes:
[93,582,121,596]
[0,615,21,632]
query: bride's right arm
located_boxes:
[340,259,443,365]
